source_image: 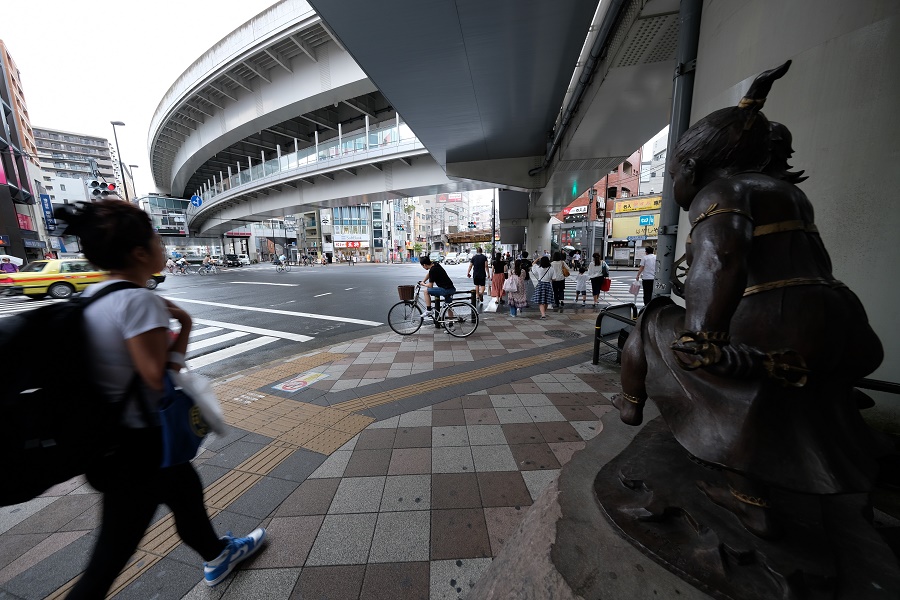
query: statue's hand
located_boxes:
[706,344,766,379]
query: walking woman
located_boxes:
[586,252,610,307]
[490,252,507,304]
[531,255,554,319]
[55,201,265,599]
[549,251,568,308]
[506,260,528,317]
[519,251,534,306]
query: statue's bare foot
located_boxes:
[611,393,645,425]
[697,481,783,540]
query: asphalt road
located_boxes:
[0,261,642,379]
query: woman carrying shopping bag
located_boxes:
[504,260,528,317]
[587,252,610,307]
[55,201,266,599]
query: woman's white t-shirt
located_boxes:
[82,280,170,427]
[531,265,552,283]
[549,260,567,281]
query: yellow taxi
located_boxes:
[0,259,167,299]
[0,259,107,299]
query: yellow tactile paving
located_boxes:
[51,337,590,597]
[331,342,592,412]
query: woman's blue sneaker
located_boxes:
[203,528,267,586]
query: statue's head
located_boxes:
[669,61,792,208]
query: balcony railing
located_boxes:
[197,119,423,206]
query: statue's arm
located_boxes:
[683,191,753,334]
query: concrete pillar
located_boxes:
[524,216,552,256]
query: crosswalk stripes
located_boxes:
[0,296,63,318]
[183,319,312,371]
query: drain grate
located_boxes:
[544,329,583,339]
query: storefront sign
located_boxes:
[39,194,56,232]
[272,372,330,393]
[17,213,34,231]
[437,193,462,202]
[23,239,47,248]
[0,235,9,247]
[225,231,252,237]
[615,196,662,214]
[612,214,660,238]
[334,234,368,242]
[334,241,367,248]
[562,205,588,215]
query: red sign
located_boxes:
[226,231,252,237]
[17,213,34,231]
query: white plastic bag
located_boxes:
[171,370,227,435]
[629,280,642,296]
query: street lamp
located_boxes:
[128,164,139,201]
[109,121,129,202]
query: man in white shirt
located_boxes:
[635,247,657,305]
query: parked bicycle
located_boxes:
[388,282,479,338]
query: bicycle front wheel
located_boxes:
[388,301,424,335]
[284,264,292,272]
[442,301,479,338]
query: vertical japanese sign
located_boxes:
[40,194,56,232]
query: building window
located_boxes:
[60,184,66,191]
[43,176,51,181]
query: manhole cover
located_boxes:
[544,329,583,339]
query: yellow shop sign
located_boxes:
[615,196,661,214]
[612,214,660,238]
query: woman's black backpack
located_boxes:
[0,282,139,506]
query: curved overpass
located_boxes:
[148,0,483,234]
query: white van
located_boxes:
[237,254,251,265]
[444,252,459,265]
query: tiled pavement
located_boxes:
[0,305,624,600]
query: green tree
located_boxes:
[413,242,423,256]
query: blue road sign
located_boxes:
[639,215,655,226]
[190,195,202,207]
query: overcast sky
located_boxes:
[2,0,265,197]
[3,1,669,202]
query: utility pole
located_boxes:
[491,189,497,257]
[587,187,596,259]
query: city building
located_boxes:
[0,40,37,166]
[33,126,116,184]
[0,40,46,261]
[639,136,667,196]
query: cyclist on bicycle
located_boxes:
[419,256,455,318]
[202,255,212,272]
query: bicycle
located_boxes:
[274,260,291,273]
[198,264,219,275]
[388,283,479,338]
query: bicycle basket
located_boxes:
[397,285,415,301]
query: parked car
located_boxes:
[237,254,251,265]
[443,252,460,265]
[428,251,443,264]
[223,254,242,267]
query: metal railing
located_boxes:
[592,303,638,364]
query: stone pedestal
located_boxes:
[471,406,712,599]
[471,406,900,599]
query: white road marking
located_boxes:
[229,281,299,287]
[186,336,279,369]
[192,318,314,342]
[166,297,382,326]
[344,288,354,291]
[187,331,251,352]
[313,292,331,297]
[189,326,223,337]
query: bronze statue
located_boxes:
[612,61,892,540]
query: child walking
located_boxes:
[574,267,588,305]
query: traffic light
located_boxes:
[88,180,118,200]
